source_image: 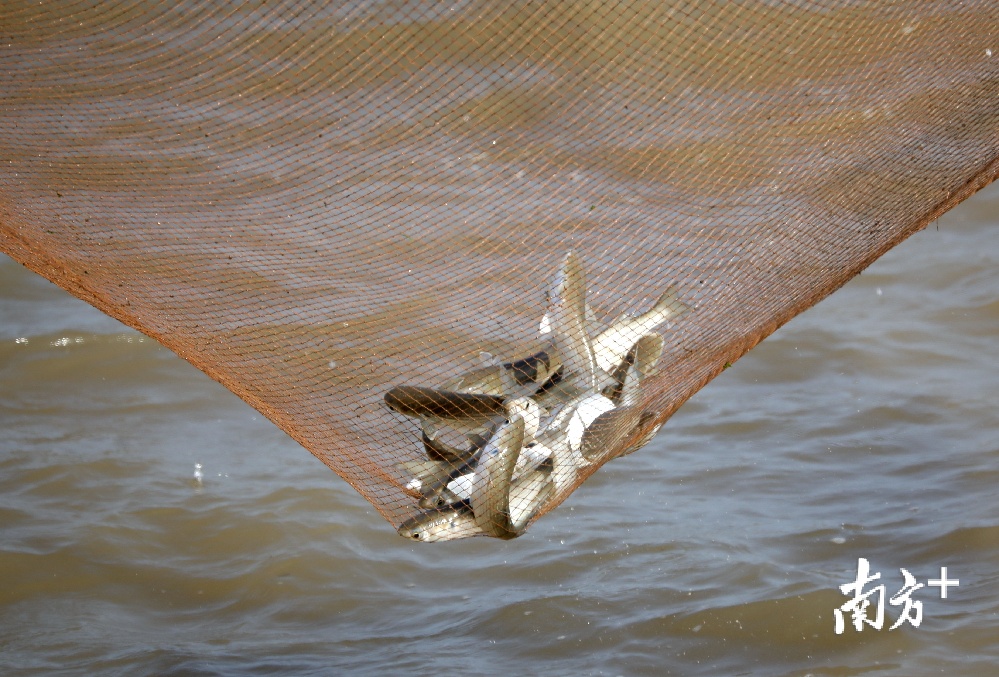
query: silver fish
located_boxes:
[547,251,611,392]
[402,460,552,542]
[506,461,553,532]
[505,396,545,444]
[420,398,541,510]
[441,346,560,399]
[533,390,614,495]
[591,288,688,374]
[399,458,454,494]
[603,334,663,404]
[581,363,644,463]
[397,500,484,542]
[445,448,552,507]
[410,432,492,509]
[471,415,527,539]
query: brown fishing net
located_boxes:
[3,1,998,540]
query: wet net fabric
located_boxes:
[2,1,998,539]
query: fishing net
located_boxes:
[3,1,998,540]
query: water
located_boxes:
[1,183,998,675]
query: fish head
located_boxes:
[490,414,527,457]
[505,397,544,440]
[397,502,480,542]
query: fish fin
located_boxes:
[632,333,665,375]
[479,351,501,367]
[580,406,642,463]
[652,286,690,318]
[539,312,551,335]
[421,419,439,440]
[617,410,662,457]
[585,302,601,338]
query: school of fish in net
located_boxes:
[386,252,688,541]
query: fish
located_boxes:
[471,415,527,539]
[444,449,553,505]
[617,409,663,458]
[506,460,554,532]
[579,406,642,463]
[532,390,615,495]
[581,363,645,463]
[591,287,688,374]
[442,346,560,399]
[398,400,543,510]
[603,334,663,404]
[539,301,601,339]
[399,458,454,495]
[566,393,618,453]
[384,385,506,421]
[397,500,484,542]
[546,251,613,392]
[384,385,506,438]
[505,396,545,444]
[421,429,493,464]
[442,429,554,498]
[400,460,552,542]
[411,432,492,509]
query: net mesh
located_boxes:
[2,1,998,539]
